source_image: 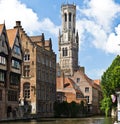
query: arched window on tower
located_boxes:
[62,48,65,56]
[64,13,67,22]
[69,13,71,22]
[62,47,68,57]
[65,47,68,56]
[73,14,75,23]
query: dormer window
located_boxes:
[14,45,20,55]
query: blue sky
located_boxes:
[0,0,120,79]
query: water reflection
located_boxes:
[0,117,115,124]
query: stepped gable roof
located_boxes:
[6,28,18,48]
[0,24,4,35]
[30,33,44,43]
[45,39,51,47]
[30,35,43,42]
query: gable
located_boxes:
[12,36,22,59]
[0,31,9,55]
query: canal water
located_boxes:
[0,117,116,124]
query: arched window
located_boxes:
[64,13,67,22]
[65,47,68,56]
[73,14,75,22]
[62,48,65,56]
[69,13,71,22]
[62,48,68,56]
[23,82,30,99]
[24,50,30,61]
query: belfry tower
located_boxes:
[58,3,79,76]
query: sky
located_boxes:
[0,0,120,80]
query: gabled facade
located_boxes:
[14,21,56,117]
[0,23,23,120]
[56,74,86,104]
[70,69,102,114]
[0,24,10,120]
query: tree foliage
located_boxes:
[54,101,87,117]
[100,55,120,116]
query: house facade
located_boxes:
[71,69,102,114]
[14,21,56,117]
[0,23,23,120]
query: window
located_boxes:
[69,13,71,22]
[64,13,67,22]
[76,78,80,83]
[0,90,2,100]
[85,87,89,93]
[76,92,83,99]
[12,59,20,69]
[65,47,68,56]
[23,65,30,77]
[10,73,20,85]
[73,14,75,22]
[14,45,20,55]
[24,50,30,61]
[8,90,17,101]
[24,54,30,61]
[62,47,68,57]
[0,56,6,65]
[85,96,89,103]
[23,83,30,99]
[0,71,5,82]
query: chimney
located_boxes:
[14,21,22,29]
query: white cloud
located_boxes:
[106,24,120,54]
[0,0,59,36]
[80,0,120,31]
[1,0,120,55]
[38,18,60,36]
[76,0,120,54]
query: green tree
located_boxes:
[54,101,82,117]
[101,55,120,116]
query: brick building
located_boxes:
[14,21,56,117]
[0,23,23,120]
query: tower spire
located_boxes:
[59,3,79,77]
